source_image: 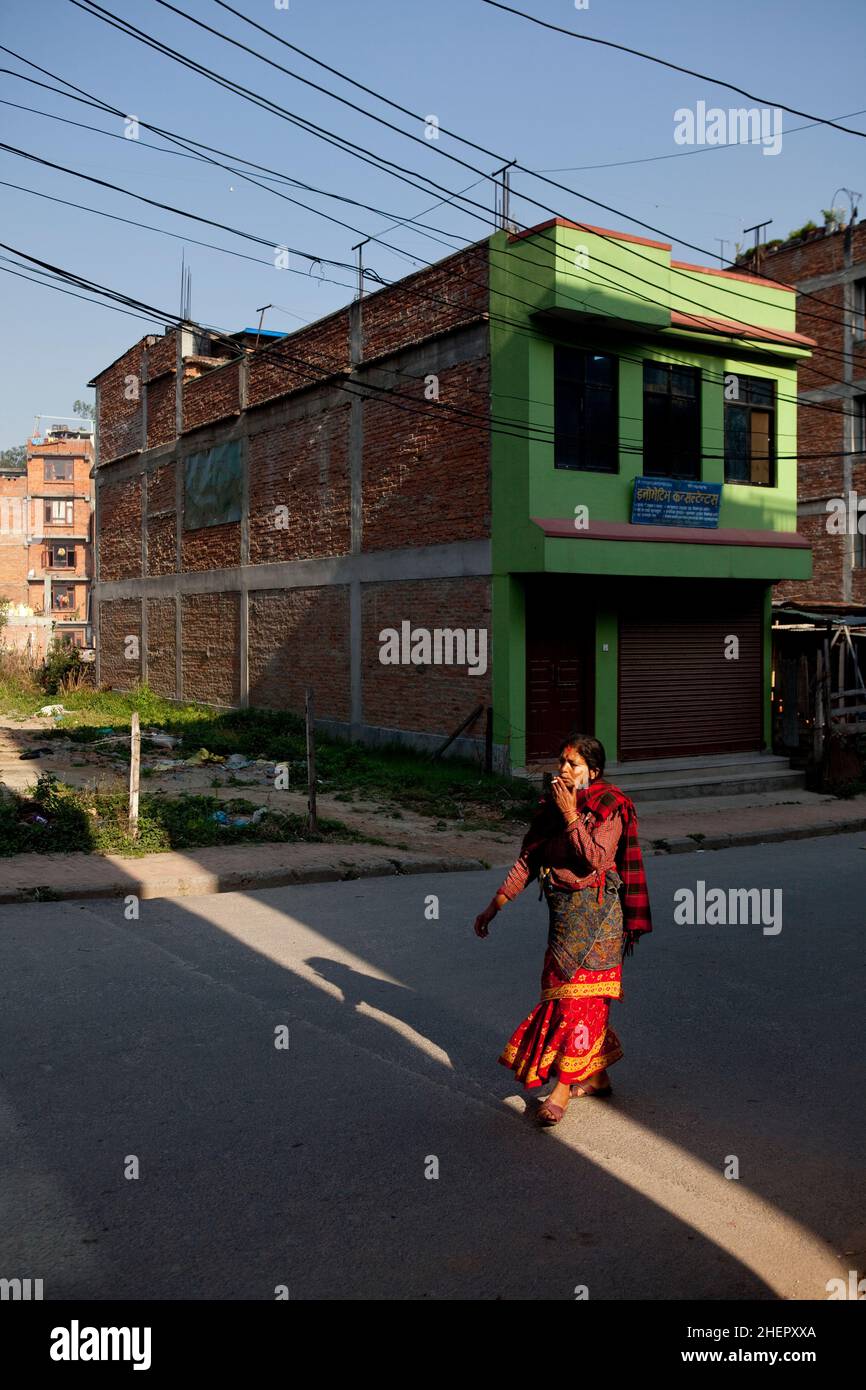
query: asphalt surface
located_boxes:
[0,833,864,1300]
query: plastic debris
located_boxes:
[19,748,53,760]
[186,748,225,766]
[224,753,252,770]
[145,731,178,748]
[38,704,66,717]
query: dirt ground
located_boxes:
[0,715,524,867]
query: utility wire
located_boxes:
[46,9,862,365]
[480,0,866,140]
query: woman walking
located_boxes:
[474,733,652,1126]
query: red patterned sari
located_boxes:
[496,790,640,1091]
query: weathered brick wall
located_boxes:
[147,332,176,378]
[99,598,141,687]
[182,521,241,572]
[763,225,866,610]
[248,403,351,564]
[98,340,149,463]
[0,473,29,604]
[361,577,491,735]
[146,597,176,697]
[248,586,350,720]
[247,311,351,409]
[146,461,176,576]
[145,373,176,451]
[182,361,241,433]
[775,513,843,606]
[181,592,240,703]
[98,474,142,580]
[362,357,490,550]
[361,245,488,361]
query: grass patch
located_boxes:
[0,773,361,858]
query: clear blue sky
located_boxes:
[1,0,864,447]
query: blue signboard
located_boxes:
[631,476,722,528]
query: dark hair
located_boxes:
[558,732,606,779]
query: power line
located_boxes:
[4,240,861,465]
[50,5,861,365]
[480,1,866,140]
[206,0,858,324]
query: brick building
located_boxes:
[0,425,94,653]
[91,224,811,776]
[755,220,866,616]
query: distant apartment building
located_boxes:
[0,424,94,653]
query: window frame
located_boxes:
[642,361,702,480]
[553,345,620,474]
[46,544,76,569]
[43,458,73,482]
[724,374,777,488]
[50,582,76,613]
[44,499,74,526]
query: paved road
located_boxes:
[0,834,864,1300]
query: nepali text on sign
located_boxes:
[631,477,722,528]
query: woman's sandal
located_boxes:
[536,1099,567,1126]
[570,1082,613,1099]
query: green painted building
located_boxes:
[488,219,813,769]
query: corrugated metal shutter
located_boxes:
[619,591,764,760]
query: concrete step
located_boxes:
[608,752,791,777]
[624,768,806,805]
[521,751,806,803]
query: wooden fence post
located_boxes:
[305,688,317,833]
[129,710,140,841]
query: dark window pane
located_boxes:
[555,348,617,472]
[725,406,749,482]
[672,368,697,398]
[644,362,668,393]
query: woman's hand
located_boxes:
[551,774,578,823]
[473,899,499,938]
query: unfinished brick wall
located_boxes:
[98,341,149,463]
[0,473,29,605]
[248,403,352,564]
[247,310,351,409]
[145,373,176,451]
[97,474,141,581]
[182,361,241,433]
[248,586,351,720]
[775,513,843,606]
[146,461,177,576]
[146,597,177,697]
[763,225,866,610]
[361,577,491,736]
[182,520,241,573]
[362,357,490,550]
[181,592,240,704]
[361,245,488,361]
[99,598,141,687]
[146,332,176,378]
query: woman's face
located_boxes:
[557,746,597,789]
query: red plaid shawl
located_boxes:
[580,779,652,951]
[527,778,653,952]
